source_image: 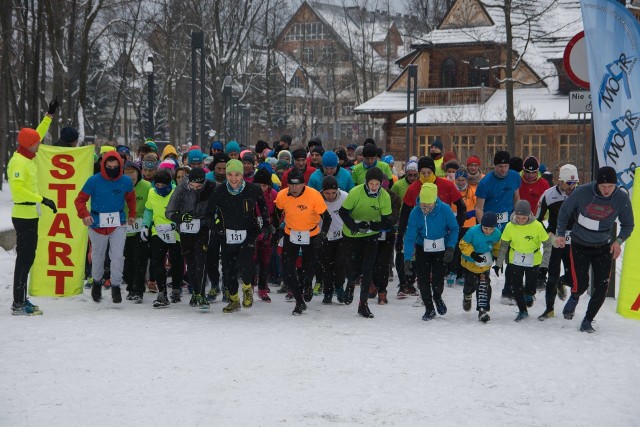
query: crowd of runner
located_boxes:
[8,105,635,333]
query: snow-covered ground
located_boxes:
[0,188,638,426]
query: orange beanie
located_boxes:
[17,128,40,148]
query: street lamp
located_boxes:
[222,76,232,142]
[144,55,154,140]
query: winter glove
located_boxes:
[470,251,485,263]
[404,259,414,276]
[140,226,149,242]
[492,264,502,277]
[313,232,326,251]
[181,212,193,223]
[170,223,176,231]
[41,197,57,213]
[47,97,59,115]
[443,247,454,263]
[358,221,370,233]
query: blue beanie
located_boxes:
[225,141,240,154]
[322,151,339,168]
[188,149,203,164]
[211,141,223,150]
[455,169,468,180]
[382,155,394,164]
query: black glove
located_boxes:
[470,251,485,263]
[47,97,59,115]
[313,232,326,250]
[181,212,193,223]
[358,221,370,233]
[493,265,502,277]
[443,247,454,263]
[404,259,414,276]
[41,197,57,213]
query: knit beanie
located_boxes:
[514,200,531,216]
[417,156,436,173]
[225,141,240,154]
[419,183,438,204]
[405,160,419,172]
[188,149,204,164]
[596,166,617,184]
[322,151,339,168]
[188,167,206,184]
[226,159,243,174]
[466,155,481,166]
[153,169,172,185]
[17,128,40,148]
[241,152,255,164]
[362,143,377,158]
[523,156,539,172]
[292,149,307,160]
[494,150,510,165]
[278,150,292,161]
[60,127,79,144]
[253,167,272,186]
[287,167,305,184]
[481,212,498,228]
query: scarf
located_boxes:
[467,170,483,186]
[226,180,245,195]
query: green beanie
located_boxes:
[226,159,243,174]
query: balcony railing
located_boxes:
[418,86,496,107]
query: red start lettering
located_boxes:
[48,270,74,294]
[631,293,640,311]
[48,241,74,267]
[50,154,75,179]
[48,214,73,239]
[48,183,76,209]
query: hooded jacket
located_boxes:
[496,210,552,268]
[403,198,459,261]
[75,151,136,235]
[161,144,178,161]
[165,179,216,225]
[307,166,355,193]
[557,181,634,246]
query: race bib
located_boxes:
[423,238,445,252]
[290,230,310,245]
[475,252,493,267]
[328,229,343,241]
[99,212,120,228]
[126,218,144,233]
[155,224,176,244]
[513,250,534,267]
[565,230,572,245]
[378,231,386,241]
[180,219,201,234]
[578,214,599,231]
[226,229,247,244]
[496,211,509,224]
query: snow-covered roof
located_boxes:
[395,87,579,125]
[353,90,415,113]
[415,0,583,93]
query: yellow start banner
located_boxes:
[29,145,95,297]
[618,182,640,320]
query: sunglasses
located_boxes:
[565,181,578,186]
[524,169,538,174]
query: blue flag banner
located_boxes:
[581,0,640,192]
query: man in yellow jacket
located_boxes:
[8,99,59,315]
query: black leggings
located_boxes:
[345,235,379,303]
[150,235,183,294]
[12,218,38,304]
[180,228,210,296]
[123,234,149,294]
[415,247,446,309]
[221,240,256,296]
[281,234,318,304]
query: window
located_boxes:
[486,135,505,168]
[417,135,442,157]
[521,134,548,161]
[469,57,490,86]
[284,22,329,41]
[341,102,354,117]
[303,47,314,63]
[287,103,297,115]
[441,58,457,88]
[322,46,336,61]
[559,134,580,163]
[291,75,303,89]
[452,135,476,163]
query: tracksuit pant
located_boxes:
[462,269,492,312]
[506,263,539,312]
[545,245,573,310]
[123,233,149,295]
[345,234,379,304]
[569,242,613,321]
[150,235,183,294]
[373,232,395,295]
[12,218,38,304]
[281,234,318,304]
[221,240,256,296]
[89,226,126,288]
[415,247,446,310]
[318,238,347,296]
[180,228,210,296]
